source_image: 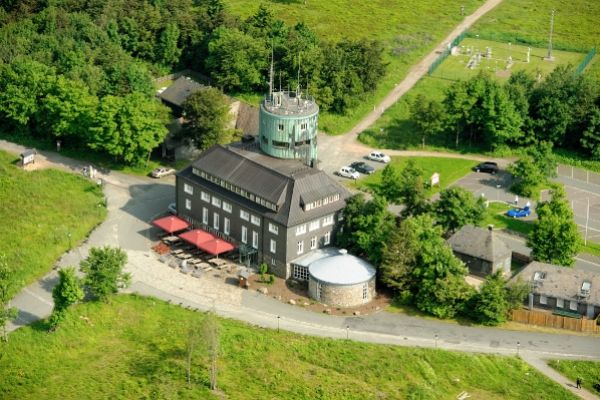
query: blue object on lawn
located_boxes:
[506,205,531,218]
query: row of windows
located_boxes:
[297,232,331,255]
[277,122,311,131]
[201,207,231,235]
[185,185,233,214]
[304,194,341,211]
[193,168,278,211]
[240,226,259,249]
[240,210,261,227]
[296,215,335,236]
[540,295,578,311]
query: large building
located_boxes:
[175,144,350,278]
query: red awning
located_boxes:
[152,215,190,234]
[178,229,217,247]
[197,238,235,255]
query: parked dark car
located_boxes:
[350,161,375,175]
[473,161,499,174]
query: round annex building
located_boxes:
[307,250,376,307]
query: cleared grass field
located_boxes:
[0,150,106,298]
[351,156,478,196]
[0,294,578,399]
[359,38,586,151]
[223,0,482,135]
[548,359,600,394]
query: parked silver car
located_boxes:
[335,166,360,180]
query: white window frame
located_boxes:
[241,226,248,244]
[251,215,260,226]
[223,202,232,213]
[324,231,331,246]
[309,220,320,232]
[185,198,191,210]
[184,183,193,195]
[212,197,221,208]
[201,191,210,202]
[539,295,547,305]
[310,236,317,250]
[569,301,578,311]
[556,298,564,308]
[268,223,279,235]
[323,215,334,226]
[293,265,309,281]
[202,207,208,224]
[270,239,276,254]
[213,212,219,230]
[240,210,250,221]
[296,224,307,236]
[297,240,304,255]
[252,231,259,249]
[362,283,368,300]
[224,217,230,235]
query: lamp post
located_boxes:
[517,341,521,356]
[346,325,349,340]
[277,315,280,332]
[435,334,439,348]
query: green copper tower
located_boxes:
[258,90,319,166]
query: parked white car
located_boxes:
[367,151,391,163]
[151,167,176,178]
[336,166,360,180]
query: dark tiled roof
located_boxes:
[447,225,511,262]
[235,102,259,135]
[183,145,350,226]
[510,261,600,306]
[158,76,204,108]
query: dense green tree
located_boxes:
[398,160,429,216]
[405,215,473,318]
[506,278,529,311]
[0,255,18,342]
[378,164,403,203]
[88,93,169,165]
[38,76,98,140]
[434,187,486,234]
[157,23,182,66]
[527,187,581,266]
[80,246,131,302]
[411,94,445,148]
[336,194,395,265]
[580,106,600,159]
[509,142,556,198]
[379,220,418,294]
[181,87,233,150]
[471,271,510,326]
[49,267,84,329]
[0,58,56,129]
[206,27,268,91]
[444,73,522,150]
[505,71,536,146]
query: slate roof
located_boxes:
[510,261,600,306]
[181,145,350,227]
[447,225,511,263]
[158,76,204,108]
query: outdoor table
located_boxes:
[178,253,192,260]
[171,249,183,255]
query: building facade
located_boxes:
[176,145,350,278]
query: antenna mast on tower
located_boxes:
[269,46,274,100]
[544,9,555,61]
[296,53,301,97]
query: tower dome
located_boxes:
[258,90,319,165]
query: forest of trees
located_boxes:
[412,67,600,159]
[0,0,387,164]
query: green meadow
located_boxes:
[0,295,577,399]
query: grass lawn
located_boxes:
[548,360,600,394]
[479,202,534,236]
[0,294,578,399]
[0,150,106,298]
[470,0,600,53]
[223,0,483,135]
[351,156,478,196]
[358,38,586,151]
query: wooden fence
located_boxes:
[511,309,600,333]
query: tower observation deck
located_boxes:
[259,90,319,166]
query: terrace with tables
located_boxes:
[151,215,246,281]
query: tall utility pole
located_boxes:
[545,9,555,61]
